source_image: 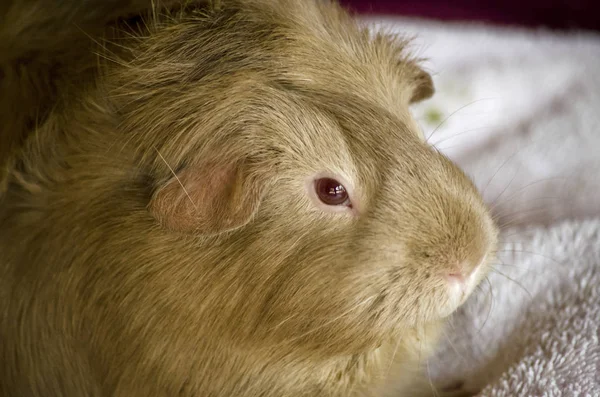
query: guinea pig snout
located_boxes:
[442,254,489,315]
[445,254,486,283]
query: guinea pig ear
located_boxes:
[406,62,435,104]
[148,159,263,235]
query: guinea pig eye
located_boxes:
[315,178,350,206]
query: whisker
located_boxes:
[445,310,457,334]
[490,199,560,227]
[425,98,495,143]
[430,126,493,147]
[487,165,521,208]
[494,204,554,220]
[477,276,494,334]
[480,146,528,197]
[491,197,560,211]
[495,249,562,266]
[496,237,544,245]
[493,205,556,228]
[492,261,547,276]
[422,328,439,397]
[488,178,567,211]
[440,325,467,365]
[495,215,546,230]
[384,337,402,382]
[154,147,197,210]
[435,142,487,152]
[496,219,530,231]
[490,268,533,300]
[496,231,525,240]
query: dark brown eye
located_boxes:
[315,178,350,206]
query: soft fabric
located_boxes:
[433,219,600,396]
[362,17,600,395]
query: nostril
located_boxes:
[446,263,475,283]
[447,255,486,283]
[447,272,465,282]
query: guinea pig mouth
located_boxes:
[439,259,486,318]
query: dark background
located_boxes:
[339,0,600,32]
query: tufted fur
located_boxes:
[0,1,498,396]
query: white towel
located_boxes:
[432,219,600,396]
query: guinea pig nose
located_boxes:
[447,272,465,282]
[446,254,487,283]
[445,262,475,283]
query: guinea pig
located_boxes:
[0,0,498,396]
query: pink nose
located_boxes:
[447,272,465,282]
[446,260,480,282]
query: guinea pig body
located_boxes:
[0,1,498,396]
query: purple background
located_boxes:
[339,0,600,31]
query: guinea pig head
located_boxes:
[103,0,498,361]
[137,94,497,358]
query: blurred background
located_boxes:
[339,0,600,32]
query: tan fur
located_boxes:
[0,1,498,396]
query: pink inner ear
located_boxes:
[149,163,259,234]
